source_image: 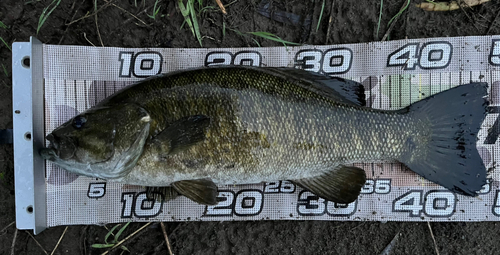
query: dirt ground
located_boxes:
[1,0,500,254]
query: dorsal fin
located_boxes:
[266,67,366,106]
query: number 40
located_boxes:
[387,42,452,70]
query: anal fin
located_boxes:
[172,179,218,205]
[292,165,366,204]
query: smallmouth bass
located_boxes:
[40,66,488,205]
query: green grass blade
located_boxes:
[188,0,202,46]
[316,0,326,32]
[251,38,261,47]
[376,0,383,38]
[229,28,244,36]
[114,222,131,243]
[147,0,161,19]
[199,5,216,13]
[91,243,115,249]
[1,64,7,77]
[179,0,195,36]
[247,31,301,46]
[388,0,410,26]
[178,0,190,17]
[37,0,61,34]
[228,28,261,47]
[0,37,11,51]
[104,224,121,244]
[222,21,225,39]
[0,21,7,29]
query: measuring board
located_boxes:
[12,36,500,234]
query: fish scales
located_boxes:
[106,68,420,185]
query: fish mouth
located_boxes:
[41,133,76,160]
[39,147,58,161]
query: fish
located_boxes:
[40,66,488,205]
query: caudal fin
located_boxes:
[399,82,488,196]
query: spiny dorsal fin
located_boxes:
[268,67,366,106]
[292,165,366,203]
[151,115,210,155]
[172,179,218,205]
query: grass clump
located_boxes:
[147,0,163,20]
[179,0,203,46]
[92,222,131,252]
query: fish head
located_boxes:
[40,103,151,179]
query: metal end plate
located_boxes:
[12,37,47,234]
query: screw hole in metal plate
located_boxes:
[22,56,30,68]
[24,132,31,141]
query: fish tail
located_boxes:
[399,82,488,196]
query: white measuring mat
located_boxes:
[13,36,500,234]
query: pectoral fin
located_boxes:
[146,186,179,202]
[172,179,218,205]
[293,165,366,203]
[152,115,210,154]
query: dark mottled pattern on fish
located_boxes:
[99,67,424,185]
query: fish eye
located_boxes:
[73,116,87,129]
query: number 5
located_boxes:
[87,183,106,198]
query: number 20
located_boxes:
[204,51,262,67]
